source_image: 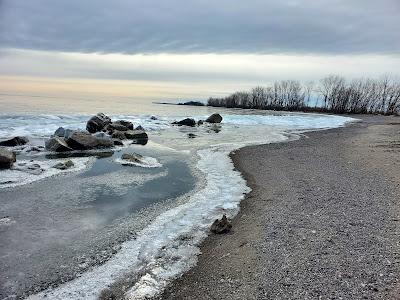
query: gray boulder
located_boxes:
[54,127,74,139]
[53,160,74,170]
[124,130,148,140]
[66,131,113,150]
[172,118,196,127]
[45,137,73,152]
[206,113,223,123]
[113,139,124,146]
[105,123,129,132]
[86,113,112,133]
[0,148,16,169]
[111,131,127,140]
[210,215,232,234]
[136,125,144,131]
[114,120,134,130]
[0,136,29,147]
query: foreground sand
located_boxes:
[159,115,400,299]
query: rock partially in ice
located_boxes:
[0,148,16,169]
[116,153,162,168]
[52,160,74,170]
[210,215,232,234]
[0,136,29,147]
[86,113,112,133]
[12,161,44,175]
[205,113,223,124]
[66,131,114,150]
[45,137,73,152]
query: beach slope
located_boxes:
[159,116,400,299]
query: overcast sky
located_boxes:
[1,0,399,54]
[0,0,399,99]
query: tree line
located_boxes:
[207,75,400,115]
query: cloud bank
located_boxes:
[0,0,399,55]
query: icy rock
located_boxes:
[53,160,74,170]
[0,148,16,169]
[206,113,223,123]
[0,136,29,147]
[210,215,232,234]
[86,113,112,133]
[172,118,196,127]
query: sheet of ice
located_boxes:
[0,158,93,189]
[22,113,355,300]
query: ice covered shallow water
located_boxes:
[0,111,355,299]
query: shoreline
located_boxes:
[158,114,400,299]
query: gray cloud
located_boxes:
[0,0,399,55]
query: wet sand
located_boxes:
[159,115,400,299]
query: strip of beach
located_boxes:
[158,115,400,300]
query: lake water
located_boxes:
[0,94,355,299]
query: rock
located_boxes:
[136,125,144,131]
[113,139,124,146]
[0,148,16,169]
[53,160,74,170]
[124,130,148,140]
[111,131,127,140]
[105,123,129,132]
[210,215,232,234]
[150,116,158,120]
[172,118,196,127]
[54,127,74,139]
[188,133,197,138]
[197,120,204,125]
[206,113,223,123]
[13,162,44,175]
[45,137,73,152]
[66,131,113,150]
[86,113,112,133]
[121,153,143,163]
[113,120,134,130]
[0,136,29,147]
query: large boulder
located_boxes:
[210,215,232,234]
[105,123,129,132]
[0,136,29,147]
[54,127,74,139]
[124,130,148,140]
[86,113,112,133]
[206,113,223,123]
[66,131,113,150]
[111,131,127,140]
[172,118,196,127]
[113,120,134,130]
[45,137,73,152]
[0,148,16,169]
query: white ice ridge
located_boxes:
[29,146,251,300]
[0,158,93,189]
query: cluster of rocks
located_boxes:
[45,113,148,152]
[172,113,223,127]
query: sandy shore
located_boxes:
[159,115,400,299]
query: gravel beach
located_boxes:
[159,115,400,300]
